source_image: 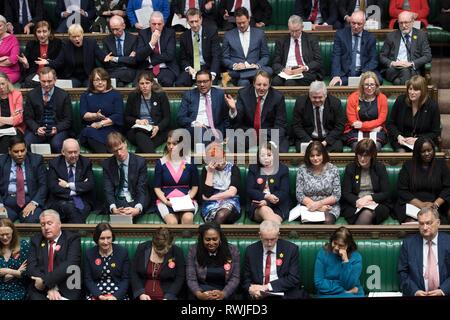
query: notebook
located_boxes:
[110,215,133,225]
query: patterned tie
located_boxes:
[204,93,219,139]
[116,38,123,57]
[309,0,319,23]
[294,39,305,66]
[193,32,201,71]
[404,34,411,61]
[68,165,84,210]
[425,240,439,291]
[351,34,360,75]
[48,240,55,272]
[253,96,262,136]
[315,107,323,140]
[16,165,26,208]
[153,41,161,76]
[21,0,29,26]
[235,0,242,9]
[264,250,272,285]
[43,91,49,105]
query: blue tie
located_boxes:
[68,165,84,210]
[21,0,29,26]
[116,38,123,57]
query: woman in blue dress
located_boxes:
[314,226,365,298]
[0,218,29,300]
[79,68,124,153]
[154,130,199,224]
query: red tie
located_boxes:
[264,250,272,285]
[309,0,319,23]
[153,41,161,76]
[189,0,196,8]
[253,96,262,135]
[235,0,242,9]
[48,240,55,272]
[43,91,49,105]
[425,240,439,291]
[16,165,26,208]
[295,39,305,66]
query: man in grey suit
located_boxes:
[398,207,450,296]
[102,15,138,86]
[222,7,272,87]
[380,11,431,85]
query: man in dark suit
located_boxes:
[219,0,272,30]
[102,15,138,86]
[175,8,221,87]
[136,11,179,87]
[47,139,94,224]
[55,0,95,32]
[24,67,72,153]
[178,70,230,146]
[0,136,47,223]
[28,210,81,300]
[102,132,149,218]
[294,0,338,28]
[337,0,386,28]
[222,7,272,87]
[272,15,323,86]
[292,81,345,152]
[329,10,380,86]
[225,70,289,152]
[398,207,450,296]
[380,11,432,85]
[170,0,217,29]
[4,0,43,34]
[242,220,308,299]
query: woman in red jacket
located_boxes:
[344,71,388,151]
[389,0,429,28]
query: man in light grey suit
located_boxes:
[398,207,450,296]
[221,7,272,86]
[380,11,431,85]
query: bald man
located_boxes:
[47,138,95,223]
[102,15,138,86]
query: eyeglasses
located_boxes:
[364,83,377,88]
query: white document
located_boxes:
[364,20,380,30]
[135,7,152,28]
[300,142,311,154]
[0,127,17,137]
[261,291,285,297]
[368,292,403,298]
[278,71,304,80]
[32,74,40,82]
[289,205,325,222]
[110,215,133,224]
[55,79,73,88]
[357,131,378,144]
[244,61,258,69]
[348,76,361,86]
[132,124,153,132]
[170,195,195,212]
[406,203,421,220]
[303,21,312,31]
[413,21,421,29]
[171,15,190,29]
[400,141,414,150]
[31,144,52,155]
[355,203,379,214]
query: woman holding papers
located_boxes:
[395,137,450,224]
[154,130,199,224]
[125,71,170,153]
[0,72,25,154]
[293,141,341,224]
[314,227,364,298]
[387,75,441,152]
[186,222,240,300]
[246,142,290,223]
[344,71,388,151]
[341,139,391,224]
[126,0,170,29]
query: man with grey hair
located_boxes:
[292,80,345,152]
[242,220,308,299]
[398,207,450,297]
[272,15,322,86]
[28,209,81,300]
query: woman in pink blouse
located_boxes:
[0,15,20,84]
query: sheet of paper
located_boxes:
[289,205,325,222]
[405,203,420,220]
[357,131,378,144]
[0,127,17,137]
[368,292,403,297]
[278,71,304,80]
[135,7,152,28]
[355,203,379,214]
[171,14,190,29]
[401,141,414,150]
[131,124,153,132]
[170,195,195,212]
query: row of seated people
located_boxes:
[1,0,450,35]
[1,213,449,300]
[0,129,448,226]
[0,8,433,87]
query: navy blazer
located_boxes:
[131,241,185,299]
[102,153,149,211]
[398,232,450,296]
[56,0,95,24]
[47,155,95,209]
[136,27,180,76]
[177,86,230,136]
[28,231,81,300]
[22,39,62,77]
[294,0,337,26]
[84,244,130,299]
[102,32,138,69]
[242,239,306,299]
[218,0,272,25]
[171,0,217,22]
[4,0,43,32]
[0,153,47,208]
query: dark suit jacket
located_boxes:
[179,24,221,76]
[56,0,95,25]
[49,38,106,80]
[102,153,149,211]
[379,28,432,73]
[136,27,180,76]
[398,232,450,296]
[294,0,337,26]
[0,153,47,208]
[47,155,95,209]
[28,231,81,300]
[171,0,217,22]
[102,32,138,70]
[131,241,186,299]
[24,85,72,133]
[242,239,306,299]
[292,94,344,146]
[186,244,240,299]
[331,26,380,81]
[178,87,230,136]
[124,91,171,132]
[4,0,43,32]
[219,0,272,25]
[22,39,62,77]
[84,244,129,299]
[272,33,323,79]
